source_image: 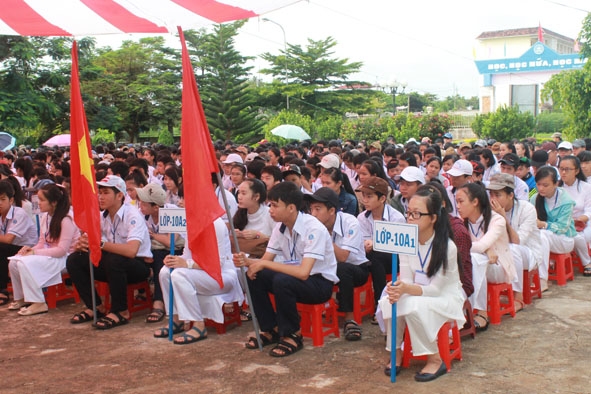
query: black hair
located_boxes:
[534,166,559,222]
[399,152,417,167]
[233,178,267,231]
[267,181,302,211]
[479,149,496,169]
[5,176,24,207]
[109,161,130,179]
[428,180,452,214]
[246,160,265,180]
[426,156,441,167]
[260,165,283,183]
[14,157,33,185]
[0,179,15,199]
[458,182,492,233]
[352,152,369,167]
[40,183,70,241]
[362,159,389,183]
[124,169,148,188]
[164,165,182,188]
[129,158,149,176]
[577,150,591,163]
[410,184,454,278]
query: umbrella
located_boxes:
[43,134,71,147]
[270,124,311,141]
[0,132,16,151]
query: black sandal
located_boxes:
[70,310,104,324]
[474,313,489,332]
[245,330,279,349]
[154,321,185,338]
[93,311,129,330]
[240,310,252,322]
[0,292,9,306]
[146,308,165,323]
[174,327,208,345]
[343,320,362,341]
[584,265,591,277]
[269,333,304,357]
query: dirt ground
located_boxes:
[2,274,591,394]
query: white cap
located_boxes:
[245,152,259,161]
[97,175,126,194]
[317,153,340,169]
[222,153,244,164]
[558,141,573,151]
[400,166,426,184]
[446,159,473,176]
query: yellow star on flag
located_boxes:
[78,134,95,193]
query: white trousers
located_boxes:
[8,256,66,303]
[574,233,591,267]
[540,230,574,280]
[469,253,507,311]
[509,244,533,293]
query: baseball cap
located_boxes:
[222,153,244,164]
[474,139,487,148]
[282,164,302,177]
[303,187,339,209]
[499,153,520,168]
[573,139,586,149]
[355,177,389,196]
[558,141,573,151]
[541,141,556,152]
[406,137,418,144]
[33,178,55,190]
[97,175,126,194]
[370,141,382,151]
[471,160,485,175]
[103,153,114,162]
[317,153,340,169]
[135,183,166,206]
[443,133,453,139]
[400,166,426,184]
[491,142,501,155]
[552,132,562,139]
[245,152,259,162]
[458,142,472,151]
[531,150,549,168]
[486,173,515,191]
[446,159,473,176]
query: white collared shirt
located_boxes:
[101,203,152,258]
[332,212,367,266]
[357,204,405,240]
[2,205,38,246]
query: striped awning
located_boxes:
[0,0,300,36]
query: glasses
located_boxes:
[406,211,431,220]
[558,167,575,172]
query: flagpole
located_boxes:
[215,173,263,351]
[89,251,98,325]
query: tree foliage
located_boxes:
[472,105,535,142]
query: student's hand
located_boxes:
[536,220,547,230]
[233,252,250,268]
[240,230,259,240]
[76,233,89,252]
[490,199,505,217]
[246,261,264,279]
[387,280,405,304]
[164,255,191,269]
[17,246,34,256]
[364,240,373,253]
[486,249,498,264]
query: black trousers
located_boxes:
[0,242,23,292]
[66,251,150,313]
[247,269,334,337]
[367,250,397,306]
[150,249,182,302]
[336,262,370,313]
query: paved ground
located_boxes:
[2,273,591,394]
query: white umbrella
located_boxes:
[270,124,311,141]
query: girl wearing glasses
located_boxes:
[556,156,591,277]
[381,184,465,382]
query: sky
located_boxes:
[94,0,590,99]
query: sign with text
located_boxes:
[373,221,418,256]
[159,208,187,233]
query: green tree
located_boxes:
[472,105,535,142]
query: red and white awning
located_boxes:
[0,0,301,36]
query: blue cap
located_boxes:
[443,133,453,139]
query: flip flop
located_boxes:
[174,327,208,345]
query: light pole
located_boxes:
[381,79,407,114]
[262,17,289,110]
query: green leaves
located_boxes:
[472,105,535,142]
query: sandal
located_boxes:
[146,308,165,323]
[343,320,362,341]
[93,311,129,330]
[8,300,29,311]
[174,326,208,345]
[514,299,525,313]
[154,321,185,338]
[474,313,489,332]
[245,330,279,349]
[240,310,252,322]
[269,333,304,357]
[70,310,104,324]
[0,293,9,306]
[584,265,591,277]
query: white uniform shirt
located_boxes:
[2,205,38,246]
[506,199,543,266]
[101,203,152,258]
[513,175,530,201]
[562,179,591,222]
[357,204,405,240]
[332,211,367,266]
[266,212,339,283]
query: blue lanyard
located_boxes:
[287,233,298,260]
[469,221,483,238]
[418,243,433,272]
[111,214,123,243]
[151,222,159,234]
[1,206,13,234]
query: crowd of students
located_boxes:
[1,130,590,382]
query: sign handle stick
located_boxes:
[215,172,263,351]
[390,253,398,383]
[168,234,175,341]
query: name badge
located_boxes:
[284,259,300,266]
[414,270,430,286]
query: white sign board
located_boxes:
[372,221,418,256]
[159,208,187,233]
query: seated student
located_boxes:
[356,177,405,320]
[136,183,184,323]
[391,166,425,214]
[213,170,238,225]
[0,180,38,306]
[260,165,282,193]
[66,175,152,329]
[8,184,77,315]
[531,166,576,288]
[163,166,182,206]
[515,157,536,197]
[487,174,542,310]
[446,159,473,217]
[456,182,516,332]
[305,187,369,341]
[124,170,148,209]
[320,167,358,216]
[282,164,313,195]
[232,182,339,357]
[380,184,465,382]
[154,218,244,344]
[498,153,530,200]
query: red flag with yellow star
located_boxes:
[70,41,102,266]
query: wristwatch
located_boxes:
[187,260,195,269]
[100,240,106,249]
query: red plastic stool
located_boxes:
[401,321,462,372]
[297,299,340,347]
[459,299,476,339]
[522,268,542,305]
[548,252,574,286]
[205,301,242,334]
[45,273,80,308]
[570,246,590,274]
[335,275,375,324]
[95,280,152,317]
[487,282,515,325]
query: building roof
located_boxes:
[476,27,574,43]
